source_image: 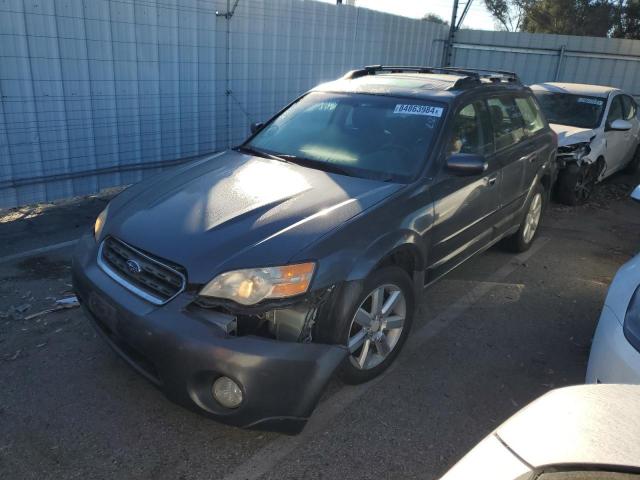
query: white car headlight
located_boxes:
[199,262,316,305]
[558,142,591,158]
[94,206,108,240]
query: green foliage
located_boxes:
[612,0,640,38]
[483,0,533,31]
[483,0,640,38]
[422,13,449,25]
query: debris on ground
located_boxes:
[587,182,633,209]
[23,296,79,321]
[0,186,125,224]
[15,304,31,314]
[55,296,79,307]
[7,350,21,361]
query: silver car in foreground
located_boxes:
[441,384,640,480]
[531,82,640,205]
[586,185,640,384]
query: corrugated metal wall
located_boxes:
[0,0,447,208]
[5,1,640,209]
[453,29,640,97]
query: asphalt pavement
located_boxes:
[0,174,639,480]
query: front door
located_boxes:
[604,94,631,174]
[427,99,501,282]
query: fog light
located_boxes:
[212,376,243,408]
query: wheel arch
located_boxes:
[345,230,426,290]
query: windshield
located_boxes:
[245,92,446,182]
[533,91,605,129]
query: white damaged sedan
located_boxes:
[531,82,640,205]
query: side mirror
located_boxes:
[250,122,264,134]
[609,119,632,131]
[446,153,488,176]
[632,185,640,203]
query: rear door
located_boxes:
[621,94,640,162]
[427,99,500,281]
[513,93,552,195]
[486,95,530,232]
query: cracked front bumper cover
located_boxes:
[72,234,347,433]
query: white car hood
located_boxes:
[549,123,595,147]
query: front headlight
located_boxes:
[624,285,640,353]
[199,262,316,305]
[558,142,591,158]
[94,206,108,240]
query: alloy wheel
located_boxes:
[574,165,596,202]
[347,284,406,370]
[522,192,542,244]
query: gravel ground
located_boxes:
[0,173,639,480]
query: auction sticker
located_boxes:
[393,104,443,117]
[577,97,604,106]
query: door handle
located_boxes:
[488,176,497,186]
[520,154,537,163]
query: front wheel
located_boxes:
[327,267,415,384]
[557,162,597,205]
[502,183,544,253]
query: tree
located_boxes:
[612,0,640,38]
[522,0,616,37]
[483,0,638,38]
[483,0,532,31]
[422,13,449,25]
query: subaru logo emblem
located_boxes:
[125,259,142,274]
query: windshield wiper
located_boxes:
[235,145,290,163]
[276,154,356,177]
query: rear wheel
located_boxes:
[624,146,640,174]
[502,183,544,253]
[321,267,414,385]
[557,162,597,206]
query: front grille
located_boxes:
[99,237,186,304]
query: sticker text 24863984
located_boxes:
[393,104,443,117]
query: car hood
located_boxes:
[549,123,596,147]
[103,150,402,284]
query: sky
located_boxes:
[318,0,497,31]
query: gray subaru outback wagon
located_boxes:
[72,66,557,433]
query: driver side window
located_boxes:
[607,96,624,126]
[449,101,493,156]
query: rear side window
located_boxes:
[515,96,545,136]
[449,101,493,156]
[487,97,526,150]
[622,95,637,120]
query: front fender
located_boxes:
[345,229,426,284]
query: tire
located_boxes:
[557,162,597,206]
[318,266,415,385]
[624,145,640,174]
[502,183,545,253]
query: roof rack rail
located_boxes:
[441,67,520,84]
[341,65,521,85]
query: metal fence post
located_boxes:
[554,45,566,81]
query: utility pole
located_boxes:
[442,0,459,67]
[441,0,473,67]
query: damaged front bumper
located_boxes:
[72,234,347,434]
[556,142,593,168]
